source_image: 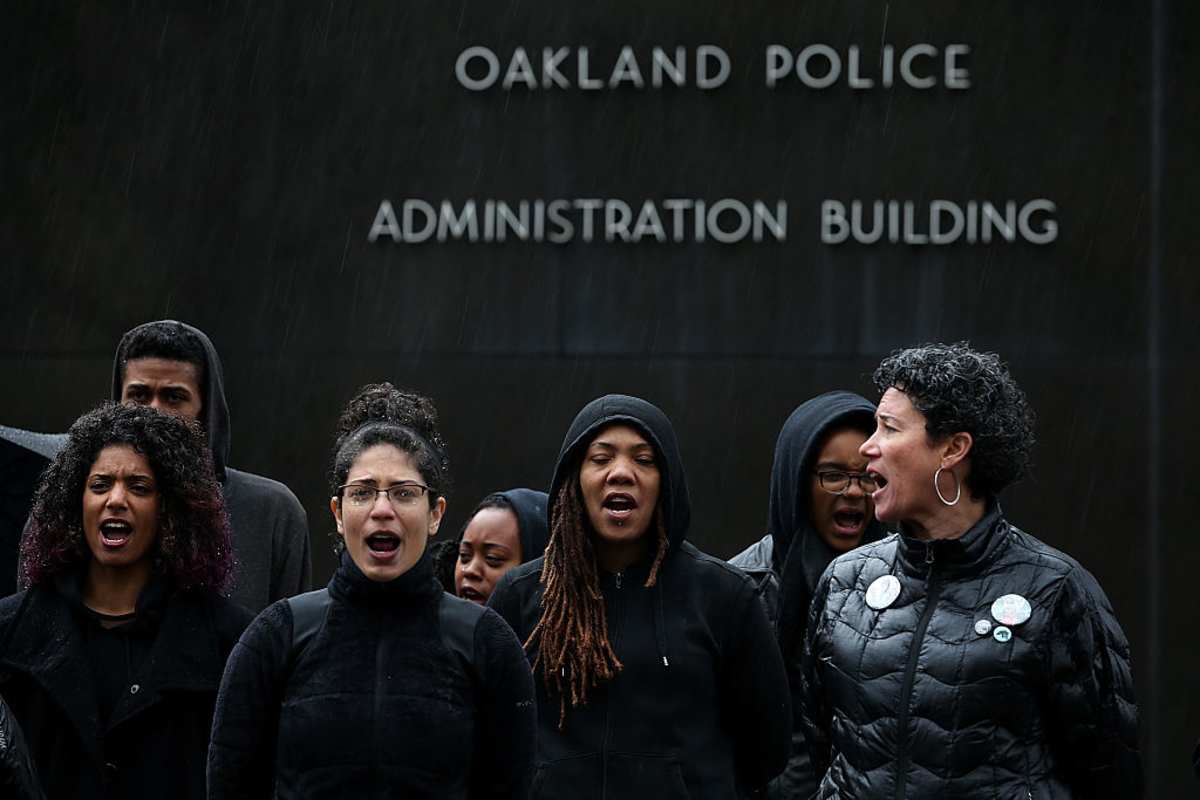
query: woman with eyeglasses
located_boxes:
[799,343,1142,798]
[208,390,535,798]
[487,394,791,798]
[0,403,248,800]
[729,390,887,799]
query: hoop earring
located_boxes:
[934,466,961,506]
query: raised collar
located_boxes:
[328,549,443,608]
[896,503,1008,578]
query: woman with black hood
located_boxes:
[208,390,536,798]
[730,390,886,798]
[488,394,791,799]
[455,488,549,605]
[800,343,1141,797]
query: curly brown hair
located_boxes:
[20,403,233,592]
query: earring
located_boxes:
[934,466,961,506]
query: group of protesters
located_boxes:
[0,320,1142,799]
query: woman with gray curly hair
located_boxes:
[799,342,1142,799]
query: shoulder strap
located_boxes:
[285,588,330,669]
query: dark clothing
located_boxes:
[110,321,311,612]
[0,576,251,800]
[0,426,67,598]
[800,507,1142,799]
[208,551,536,799]
[500,488,550,563]
[0,693,43,800]
[729,391,884,799]
[488,394,791,799]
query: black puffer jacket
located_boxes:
[730,391,885,799]
[488,394,791,799]
[0,575,250,800]
[800,506,1142,799]
[208,549,536,799]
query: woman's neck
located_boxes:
[905,494,988,541]
[594,536,651,574]
[83,561,152,616]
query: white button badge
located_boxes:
[865,575,902,611]
[991,594,1033,627]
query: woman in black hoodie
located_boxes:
[0,403,249,800]
[208,390,535,798]
[488,394,791,799]
[730,390,886,798]
[455,488,549,605]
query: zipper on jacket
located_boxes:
[894,544,940,800]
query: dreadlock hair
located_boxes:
[527,473,670,729]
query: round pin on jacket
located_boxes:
[991,594,1033,627]
[974,619,992,636]
[993,626,1012,643]
[865,575,901,610]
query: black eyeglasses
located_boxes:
[814,470,878,495]
[339,482,434,508]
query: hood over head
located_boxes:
[497,488,550,563]
[549,394,690,551]
[110,320,231,481]
[770,390,886,656]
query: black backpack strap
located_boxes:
[285,588,331,669]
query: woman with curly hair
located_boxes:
[208,387,535,798]
[487,394,791,798]
[0,402,250,799]
[799,342,1142,798]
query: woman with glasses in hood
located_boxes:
[455,488,549,605]
[208,390,536,798]
[0,403,249,799]
[799,343,1141,798]
[488,394,791,799]
[730,390,886,798]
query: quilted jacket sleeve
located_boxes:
[1043,566,1142,798]
[797,568,835,784]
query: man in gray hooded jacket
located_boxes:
[112,320,311,612]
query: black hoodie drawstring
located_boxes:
[653,581,670,668]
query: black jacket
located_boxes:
[208,550,536,799]
[0,693,43,800]
[0,575,251,799]
[800,506,1142,798]
[111,321,311,612]
[488,394,791,799]
[729,391,884,799]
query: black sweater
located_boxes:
[488,394,791,799]
[208,550,536,799]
